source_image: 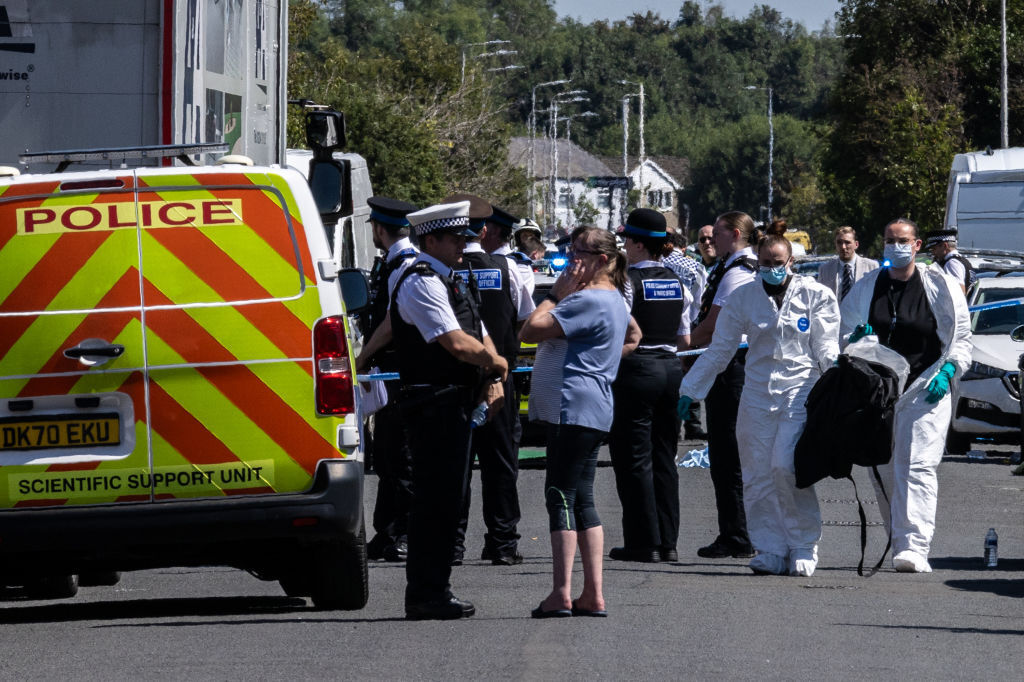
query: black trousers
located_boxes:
[401,386,474,604]
[370,402,413,544]
[455,375,521,556]
[704,350,752,550]
[608,350,682,551]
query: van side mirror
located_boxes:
[305,109,353,222]
[1012,325,1024,343]
[339,268,370,314]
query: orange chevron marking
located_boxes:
[148,381,241,466]
[146,227,312,358]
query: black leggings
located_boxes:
[544,423,605,532]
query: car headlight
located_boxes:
[962,361,1006,380]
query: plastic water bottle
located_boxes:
[469,401,489,429]
[984,528,998,568]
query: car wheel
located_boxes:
[78,571,121,587]
[308,523,369,610]
[25,574,79,600]
[946,430,971,455]
[278,572,311,597]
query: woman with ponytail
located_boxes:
[520,226,639,618]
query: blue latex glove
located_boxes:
[925,361,956,404]
[847,323,873,344]
[677,395,693,421]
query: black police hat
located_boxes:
[488,205,519,231]
[618,208,667,239]
[442,193,492,236]
[367,196,418,227]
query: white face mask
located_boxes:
[884,242,915,268]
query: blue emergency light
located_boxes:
[550,255,568,272]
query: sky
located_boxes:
[552,0,843,31]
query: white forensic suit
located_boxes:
[680,275,840,575]
[840,265,971,571]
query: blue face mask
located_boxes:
[883,242,915,268]
[759,265,788,286]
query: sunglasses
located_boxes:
[698,236,714,244]
[568,248,601,258]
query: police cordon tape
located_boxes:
[356,343,752,382]
[355,298,1015,383]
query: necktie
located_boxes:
[840,263,853,301]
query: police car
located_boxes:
[0,145,371,608]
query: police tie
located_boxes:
[840,262,853,301]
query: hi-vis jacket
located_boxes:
[680,275,840,404]
[838,264,972,403]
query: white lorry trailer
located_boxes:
[0,0,375,270]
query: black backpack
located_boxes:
[795,354,901,575]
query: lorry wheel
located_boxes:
[78,571,121,587]
[25,574,79,600]
[308,524,369,610]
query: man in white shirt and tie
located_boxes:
[817,226,879,301]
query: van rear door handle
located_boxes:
[63,339,125,366]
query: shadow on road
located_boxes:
[843,622,1024,636]
[931,556,1024,572]
[944,578,1024,599]
[0,595,319,624]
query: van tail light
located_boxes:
[313,316,355,415]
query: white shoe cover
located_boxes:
[749,552,787,575]
[788,547,818,577]
[893,550,932,573]
[791,559,816,577]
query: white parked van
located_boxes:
[944,147,1024,252]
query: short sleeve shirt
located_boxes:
[528,288,631,431]
[713,247,758,308]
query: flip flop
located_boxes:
[571,600,608,617]
[531,602,572,618]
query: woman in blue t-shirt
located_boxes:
[520,226,639,618]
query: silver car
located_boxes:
[948,276,1024,453]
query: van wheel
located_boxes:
[25,574,79,600]
[78,571,121,587]
[308,524,369,610]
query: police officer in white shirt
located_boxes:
[391,201,508,620]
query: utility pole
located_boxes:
[529,80,569,220]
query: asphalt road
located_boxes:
[1,441,1023,680]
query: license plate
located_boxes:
[0,413,121,451]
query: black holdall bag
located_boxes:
[795,353,903,576]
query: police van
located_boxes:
[0,143,371,609]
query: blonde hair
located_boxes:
[715,211,763,247]
[574,226,628,292]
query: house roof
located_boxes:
[509,136,616,179]
[597,154,691,187]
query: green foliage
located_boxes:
[823,0,1024,247]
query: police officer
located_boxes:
[608,209,693,563]
[925,229,975,295]
[509,217,545,296]
[354,196,418,563]
[445,194,535,566]
[392,201,508,620]
[688,211,760,559]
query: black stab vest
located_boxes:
[366,247,417,371]
[455,251,517,364]
[628,266,686,347]
[391,261,484,388]
[696,255,758,325]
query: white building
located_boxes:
[508,137,688,235]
